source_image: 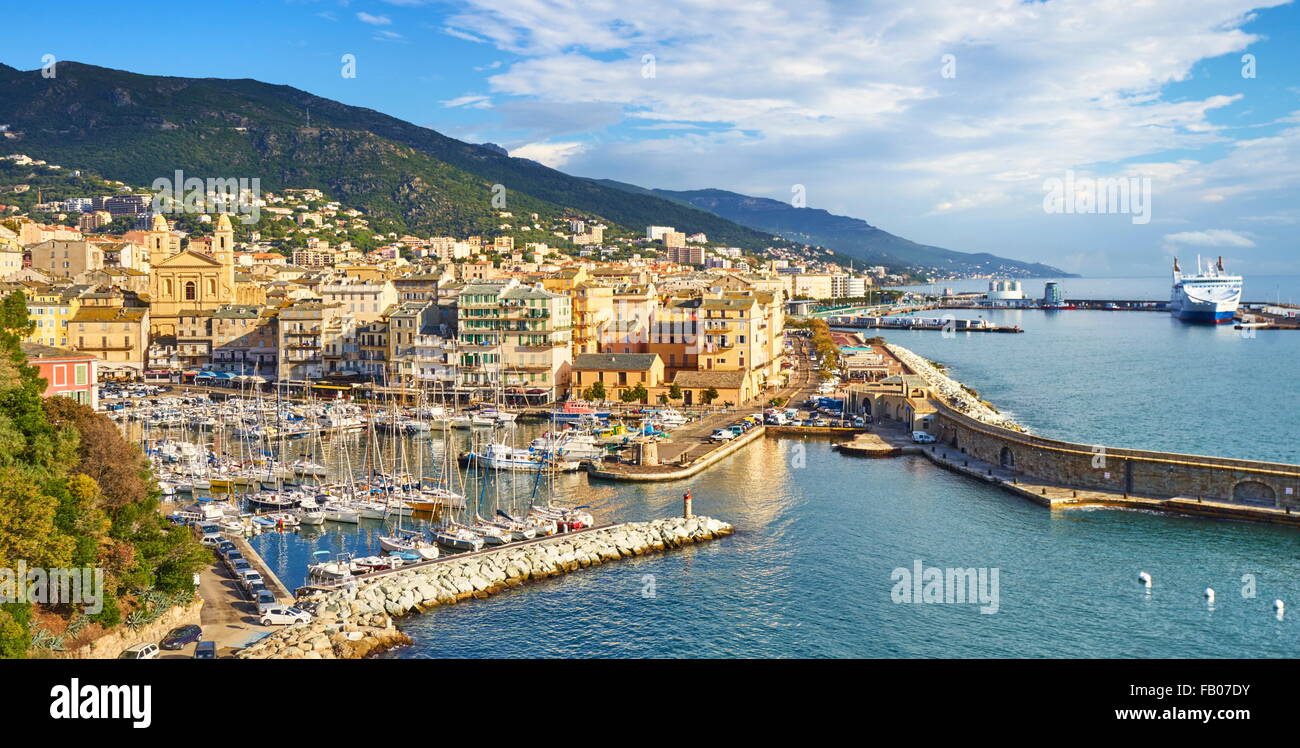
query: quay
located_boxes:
[827,313,1023,333]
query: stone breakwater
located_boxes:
[238,516,735,659]
[886,343,1024,431]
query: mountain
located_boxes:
[0,62,781,248]
[594,183,1073,277]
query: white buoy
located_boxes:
[1204,588,1215,603]
[1137,572,1152,588]
[1275,600,1284,619]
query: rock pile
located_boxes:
[886,343,1024,431]
[239,516,734,659]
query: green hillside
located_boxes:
[0,62,783,248]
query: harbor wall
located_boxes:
[933,402,1300,506]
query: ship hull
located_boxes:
[1171,308,1235,324]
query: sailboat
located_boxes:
[378,528,440,560]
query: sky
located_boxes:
[3,0,1299,276]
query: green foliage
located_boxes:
[582,380,607,402]
[702,387,719,405]
[0,603,31,659]
[621,383,648,404]
[0,292,207,656]
[668,382,682,401]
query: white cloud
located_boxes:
[357,12,392,26]
[433,0,1295,273]
[509,141,587,168]
[1162,229,1256,248]
[441,94,492,109]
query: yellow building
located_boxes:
[19,284,80,348]
[542,268,613,355]
[571,353,664,403]
[147,213,237,336]
[69,306,150,375]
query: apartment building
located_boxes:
[319,278,397,323]
[457,279,572,397]
[17,283,80,348]
[277,300,344,382]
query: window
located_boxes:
[185,281,197,300]
[75,364,86,385]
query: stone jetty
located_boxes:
[238,516,735,659]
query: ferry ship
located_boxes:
[1169,256,1241,324]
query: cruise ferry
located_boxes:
[1169,256,1242,324]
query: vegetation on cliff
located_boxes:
[0,291,208,658]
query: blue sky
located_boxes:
[3,0,1299,275]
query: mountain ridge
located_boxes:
[0,61,782,248]
[592,181,1073,277]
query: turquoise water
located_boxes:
[851,307,1300,464]
[247,301,1300,658]
[368,438,1300,658]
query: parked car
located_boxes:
[230,559,251,577]
[709,429,736,442]
[912,431,936,444]
[260,606,312,626]
[192,641,217,659]
[239,570,264,592]
[200,535,223,547]
[217,540,236,555]
[254,589,277,615]
[118,643,160,660]
[160,624,203,650]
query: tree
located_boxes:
[621,383,648,404]
[701,387,719,406]
[583,380,606,402]
[668,382,682,402]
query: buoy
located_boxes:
[1274,600,1284,617]
[1137,572,1152,588]
[1204,588,1215,603]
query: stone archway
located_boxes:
[999,446,1015,470]
[1233,480,1275,505]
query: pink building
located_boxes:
[22,343,99,409]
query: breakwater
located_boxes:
[238,516,734,659]
[880,341,1300,512]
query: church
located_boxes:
[147,213,237,336]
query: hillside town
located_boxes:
[0,154,900,407]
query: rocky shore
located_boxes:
[238,516,735,659]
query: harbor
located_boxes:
[102,275,1300,660]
